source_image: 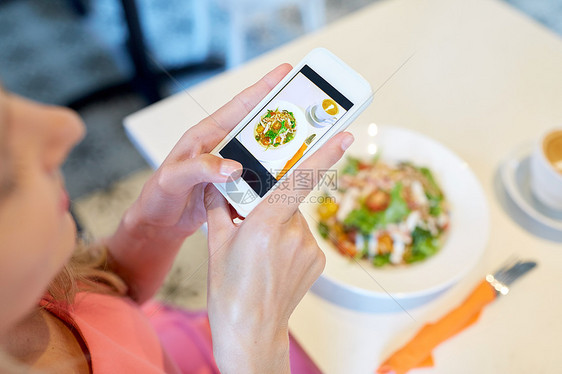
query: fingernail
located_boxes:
[220,162,242,179]
[340,133,355,151]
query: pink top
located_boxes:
[41,292,320,374]
[41,292,182,373]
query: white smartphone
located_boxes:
[211,48,373,217]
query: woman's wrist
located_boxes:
[209,299,292,374]
[103,201,186,303]
[213,326,291,374]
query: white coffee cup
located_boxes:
[311,98,339,125]
[530,128,562,211]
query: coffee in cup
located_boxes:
[530,128,562,211]
[312,99,339,125]
[543,130,562,174]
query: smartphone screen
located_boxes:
[219,65,354,198]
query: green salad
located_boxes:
[254,108,296,149]
[317,157,450,267]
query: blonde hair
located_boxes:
[46,240,128,305]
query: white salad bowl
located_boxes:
[299,124,490,312]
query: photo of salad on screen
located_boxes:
[254,108,297,149]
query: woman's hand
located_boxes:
[105,65,293,303]
[204,132,354,374]
[130,64,293,239]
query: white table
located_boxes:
[124,0,562,372]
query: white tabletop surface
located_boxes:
[124,0,562,372]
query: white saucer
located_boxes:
[305,105,335,128]
[500,143,562,232]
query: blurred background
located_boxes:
[1,0,560,307]
[0,0,560,200]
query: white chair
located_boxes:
[213,0,326,68]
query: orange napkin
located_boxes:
[376,280,497,374]
[276,141,308,180]
[276,134,316,180]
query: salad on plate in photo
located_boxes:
[254,108,297,149]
